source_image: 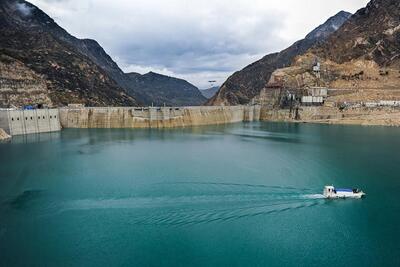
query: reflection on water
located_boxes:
[9,131,61,144]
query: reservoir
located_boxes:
[0,122,399,266]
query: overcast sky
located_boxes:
[30,0,369,88]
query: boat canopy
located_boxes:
[336,188,353,192]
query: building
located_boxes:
[301,96,324,106]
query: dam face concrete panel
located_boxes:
[0,109,61,136]
[60,106,261,129]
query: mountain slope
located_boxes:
[0,0,205,107]
[314,0,400,66]
[125,72,207,106]
[28,0,207,107]
[208,11,352,105]
[72,39,207,106]
[200,86,219,99]
[0,0,137,107]
[270,0,400,91]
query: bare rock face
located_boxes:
[314,0,400,66]
[0,0,138,107]
[0,54,52,107]
[271,0,400,91]
[208,11,352,106]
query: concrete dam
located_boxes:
[59,106,261,129]
[0,108,61,136]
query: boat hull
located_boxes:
[326,192,365,199]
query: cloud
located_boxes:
[29,0,369,88]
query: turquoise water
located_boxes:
[0,122,400,266]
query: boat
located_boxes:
[323,185,366,199]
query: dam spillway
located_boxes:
[59,105,261,129]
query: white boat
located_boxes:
[323,185,366,199]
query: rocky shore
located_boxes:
[0,128,11,141]
[261,106,400,127]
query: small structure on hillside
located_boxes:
[68,103,85,108]
[313,61,321,79]
[266,74,284,89]
[309,87,328,97]
[301,96,324,106]
[301,86,327,106]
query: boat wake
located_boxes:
[301,194,325,199]
[3,182,326,226]
[57,182,326,226]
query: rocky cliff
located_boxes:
[208,11,352,105]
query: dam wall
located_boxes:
[0,109,61,136]
[59,106,261,129]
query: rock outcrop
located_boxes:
[0,128,11,141]
[208,11,352,105]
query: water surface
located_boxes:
[0,122,399,266]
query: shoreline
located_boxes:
[261,106,400,127]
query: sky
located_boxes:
[30,0,369,88]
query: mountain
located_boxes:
[73,40,206,106]
[62,34,207,106]
[267,0,400,91]
[315,0,400,66]
[124,72,207,106]
[0,0,205,108]
[208,11,352,105]
[0,0,137,107]
[200,86,219,99]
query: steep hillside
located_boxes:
[125,72,206,106]
[200,86,219,99]
[0,0,205,107]
[0,0,137,107]
[270,0,400,92]
[315,0,400,66]
[208,11,352,105]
